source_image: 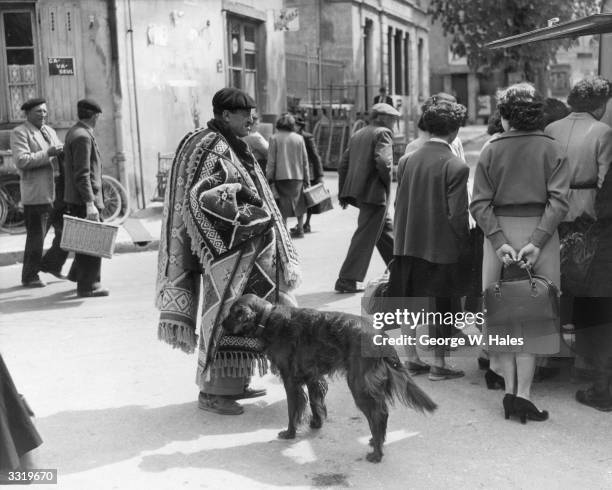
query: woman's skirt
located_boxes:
[275,180,306,218]
[0,355,42,471]
[388,255,468,298]
[482,216,560,355]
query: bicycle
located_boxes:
[0,174,25,234]
[0,173,130,233]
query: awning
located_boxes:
[487,13,612,49]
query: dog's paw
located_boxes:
[366,451,383,463]
[309,416,323,429]
[278,429,296,439]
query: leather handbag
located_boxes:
[484,263,560,328]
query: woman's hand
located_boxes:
[495,244,517,266]
[517,242,541,268]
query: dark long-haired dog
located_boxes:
[223,294,437,462]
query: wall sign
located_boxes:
[48,57,75,75]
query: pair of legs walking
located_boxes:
[22,204,68,286]
[336,203,393,292]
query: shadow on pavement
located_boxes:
[0,289,84,313]
[35,396,387,486]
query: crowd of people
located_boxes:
[4,77,612,475]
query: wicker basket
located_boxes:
[60,215,119,259]
[304,183,331,208]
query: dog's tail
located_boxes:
[365,357,437,414]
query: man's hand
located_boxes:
[495,244,517,266]
[517,242,541,268]
[339,197,349,209]
[47,145,63,157]
[86,202,100,221]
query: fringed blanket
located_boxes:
[156,120,300,385]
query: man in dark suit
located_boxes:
[10,98,66,287]
[373,87,393,107]
[63,99,108,297]
[335,103,399,293]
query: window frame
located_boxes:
[0,5,40,124]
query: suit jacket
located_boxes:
[395,141,470,263]
[301,131,324,182]
[545,112,612,222]
[338,122,393,206]
[63,121,104,209]
[10,121,61,205]
[374,95,394,107]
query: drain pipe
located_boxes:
[107,0,127,191]
[127,0,146,208]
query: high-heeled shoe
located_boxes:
[485,369,505,390]
[503,394,516,420]
[513,396,549,424]
[477,357,490,370]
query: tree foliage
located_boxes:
[428,0,602,76]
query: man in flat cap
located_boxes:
[335,102,398,293]
[10,98,66,287]
[156,87,301,415]
[63,98,108,297]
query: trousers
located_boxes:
[65,204,101,292]
[339,202,393,282]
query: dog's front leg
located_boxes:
[278,376,307,439]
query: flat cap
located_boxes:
[77,98,102,113]
[213,87,256,112]
[21,98,46,111]
[371,103,400,117]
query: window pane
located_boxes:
[4,12,33,47]
[244,25,255,43]
[231,69,242,89]
[244,71,255,99]
[7,48,34,65]
[245,52,256,70]
[231,32,241,66]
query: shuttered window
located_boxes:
[0,8,38,123]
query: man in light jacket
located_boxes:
[10,98,64,287]
[335,103,398,293]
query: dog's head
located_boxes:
[222,294,272,336]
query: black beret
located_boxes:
[212,88,256,112]
[77,98,102,113]
[21,98,46,111]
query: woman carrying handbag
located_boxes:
[470,83,569,423]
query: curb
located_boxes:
[0,238,160,267]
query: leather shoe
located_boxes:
[22,278,46,288]
[198,393,244,415]
[77,287,110,298]
[334,278,364,293]
[225,387,267,400]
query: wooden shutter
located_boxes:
[38,1,85,126]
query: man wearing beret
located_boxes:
[335,102,398,293]
[63,98,108,297]
[156,87,301,415]
[10,98,66,287]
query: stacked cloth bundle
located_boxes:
[155,119,300,385]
